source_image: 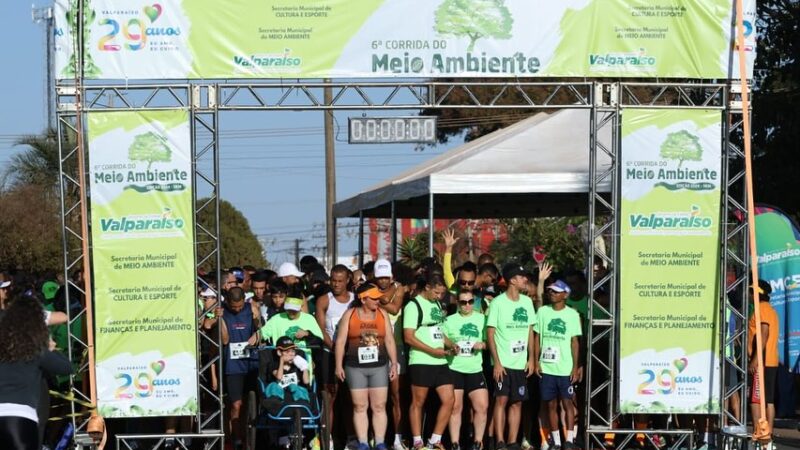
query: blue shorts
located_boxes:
[540,374,574,401]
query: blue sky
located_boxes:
[0,2,460,267]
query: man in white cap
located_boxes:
[277,262,308,311]
[372,259,409,450]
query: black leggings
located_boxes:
[0,416,39,450]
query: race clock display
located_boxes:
[348,116,437,144]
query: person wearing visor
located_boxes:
[444,291,489,450]
[371,259,409,450]
[260,296,323,353]
[277,262,308,311]
[534,280,582,450]
[335,283,398,450]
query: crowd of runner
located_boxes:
[192,228,595,450]
[0,228,776,450]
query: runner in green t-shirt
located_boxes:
[443,291,489,450]
[487,264,536,450]
[260,297,324,349]
[534,280,582,450]
[403,274,455,450]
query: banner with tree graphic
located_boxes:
[88,110,197,418]
[618,109,722,414]
[54,0,755,80]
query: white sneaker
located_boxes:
[394,442,409,450]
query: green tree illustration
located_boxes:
[512,307,528,323]
[659,130,702,168]
[285,326,301,341]
[431,307,445,323]
[547,318,566,335]
[128,132,172,169]
[62,0,101,78]
[460,323,480,338]
[434,0,513,52]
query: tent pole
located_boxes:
[358,211,365,268]
[428,193,435,257]
[391,200,398,261]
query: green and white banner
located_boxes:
[619,109,722,414]
[88,110,197,418]
[54,0,755,80]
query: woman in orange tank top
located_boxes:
[335,283,399,450]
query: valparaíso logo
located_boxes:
[758,247,800,265]
[100,209,185,233]
[629,205,713,232]
[589,48,656,71]
[234,49,302,69]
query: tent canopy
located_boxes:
[333,109,611,219]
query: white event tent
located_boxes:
[333,109,612,221]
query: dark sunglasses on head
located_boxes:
[458,279,475,286]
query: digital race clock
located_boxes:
[348,116,437,144]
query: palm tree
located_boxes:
[2,128,63,191]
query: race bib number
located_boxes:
[358,346,379,364]
[280,371,298,388]
[430,326,444,342]
[229,342,249,360]
[511,340,526,355]
[457,341,474,357]
[541,346,560,363]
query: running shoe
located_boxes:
[469,442,483,450]
[376,444,389,450]
[520,438,532,450]
[427,442,447,450]
[358,443,371,450]
[506,443,521,450]
[394,441,409,450]
[495,441,507,450]
[452,443,461,450]
[563,442,581,450]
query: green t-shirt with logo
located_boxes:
[403,295,447,366]
[443,312,487,374]
[486,292,536,370]
[260,312,323,350]
[534,305,582,376]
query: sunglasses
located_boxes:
[457,300,473,305]
[458,279,476,286]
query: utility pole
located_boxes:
[324,81,337,268]
[32,5,55,129]
[294,239,303,267]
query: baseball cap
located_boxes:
[230,268,244,283]
[547,280,572,294]
[374,259,392,278]
[277,262,304,278]
[284,297,304,312]
[276,336,296,350]
[41,281,60,301]
[0,281,10,289]
[200,288,217,297]
[502,263,526,282]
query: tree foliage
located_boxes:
[196,198,267,270]
[435,0,513,52]
[751,0,799,215]
[491,218,586,272]
[0,184,63,271]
